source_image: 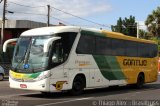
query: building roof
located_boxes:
[0,20,47,28]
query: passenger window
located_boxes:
[96,37,112,55]
[76,35,95,54]
[112,39,125,56]
[126,41,138,57]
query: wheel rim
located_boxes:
[74,81,82,91]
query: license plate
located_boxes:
[20,84,27,88]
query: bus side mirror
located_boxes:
[3,38,18,52]
[43,37,61,53]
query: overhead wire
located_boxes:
[50,16,74,25]
[9,1,45,8]
[11,11,46,16]
[4,1,152,29]
[7,2,74,25]
[50,6,111,28]
[7,1,112,28]
[6,9,72,25]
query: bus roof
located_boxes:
[21,26,156,44]
[102,30,156,44]
[21,26,81,36]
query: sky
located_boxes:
[0,0,160,30]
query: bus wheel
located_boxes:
[0,74,4,81]
[70,76,85,95]
[136,73,144,88]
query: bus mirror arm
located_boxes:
[43,37,61,53]
[3,38,18,52]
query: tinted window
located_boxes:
[137,43,148,57]
[96,37,112,55]
[112,39,125,56]
[76,31,158,58]
[57,32,77,55]
[76,35,95,54]
[148,44,158,58]
[126,41,138,57]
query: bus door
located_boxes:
[49,40,65,80]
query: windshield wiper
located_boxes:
[23,40,36,73]
[13,53,28,71]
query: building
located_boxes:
[0,20,48,42]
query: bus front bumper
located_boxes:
[9,77,50,92]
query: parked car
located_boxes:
[0,66,5,81]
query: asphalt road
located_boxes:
[0,75,160,106]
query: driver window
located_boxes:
[48,32,77,68]
[51,40,64,65]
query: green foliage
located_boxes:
[138,29,151,39]
[150,37,160,43]
[145,6,160,55]
[111,15,137,37]
[145,6,160,37]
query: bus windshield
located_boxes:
[12,36,52,73]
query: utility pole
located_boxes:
[137,22,139,39]
[1,0,7,45]
[47,5,50,27]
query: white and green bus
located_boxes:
[3,26,158,95]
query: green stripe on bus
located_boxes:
[93,55,117,80]
[29,72,41,78]
[93,55,126,80]
[104,56,126,80]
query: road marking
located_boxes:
[35,97,93,106]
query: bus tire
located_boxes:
[70,76,85,96]
[136,73,144,89]
[41,92,52,96]
[0,74,4,81]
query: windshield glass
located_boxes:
[12,36,52,73]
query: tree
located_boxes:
[111,15,137,37]
[139,29,149,39]
[145,6,160,37]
